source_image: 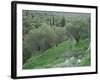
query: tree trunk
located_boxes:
[75,31,80,44]
[75,35,80,44]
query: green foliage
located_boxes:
[80,48,91,66]
[22,10,91,68]
[65,18,90,44]
[23,11,34,39]
[23,23,58,63]
[23,39,90,69]
[81,56,90,66]
[52,26,67,45]
[61,16,66,27]
[23,41,72,69]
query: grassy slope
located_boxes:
[23,39,90,69]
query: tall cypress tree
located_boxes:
[61,16,66,27]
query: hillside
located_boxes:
[23,39,90,69]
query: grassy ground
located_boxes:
[23,39,90,69]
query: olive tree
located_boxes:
[23,23,57,63]
[53,26,67,46]
[65,18,90,44]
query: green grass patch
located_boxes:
[23,41,72,69]
[23,39,90,69]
